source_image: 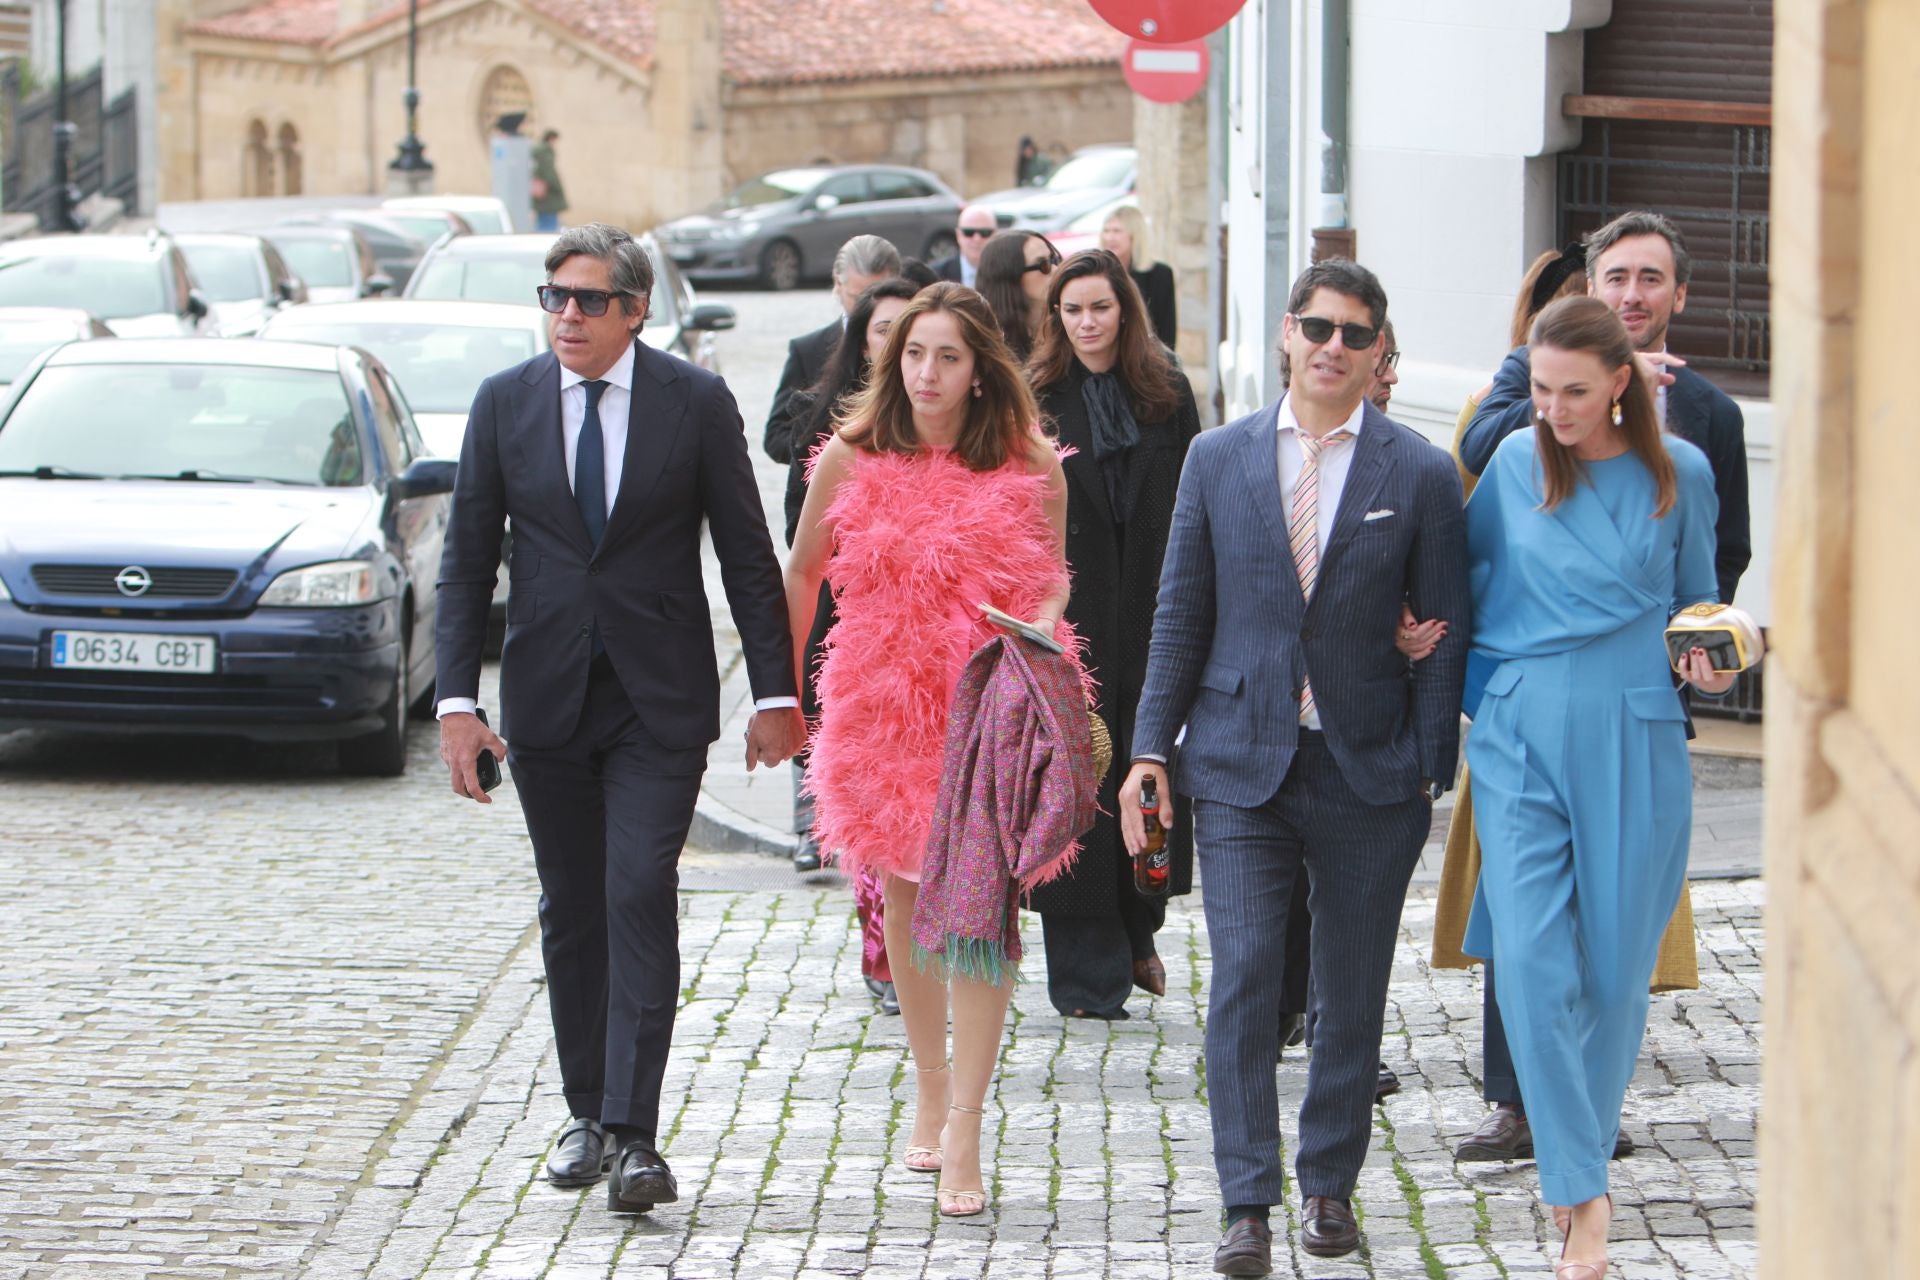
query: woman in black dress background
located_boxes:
[1100,205,1177,350]
[1026,249,1200,1018]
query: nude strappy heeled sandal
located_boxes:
[902,1063,947,1173]
[936,1103,987,1217]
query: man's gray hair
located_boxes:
[1584,211,1692,286]
[832,234,901,283]
[544,222,654,315]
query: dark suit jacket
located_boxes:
[931,253,964,283]
[1460,345,1751,605]
[1133,401,1470,807]
[762,318,843,464]
[436,341,797,751]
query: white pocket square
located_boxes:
[1363,508,1396,522]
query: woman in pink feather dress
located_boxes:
[785,282,1070,1218]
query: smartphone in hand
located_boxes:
[474,708,502,793]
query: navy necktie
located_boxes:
[575,378,608,548]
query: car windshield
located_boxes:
[459,209,508,234]
[0,254,168,320]
[719,169,827,210]
[0,363,362,486]
[273,239,354,287]
[413,253,671,324]
[274,322,535,414]
[180,243,264,302]
[383,214,455,243]
[0,320,84,382]
[1045,151,1134,192]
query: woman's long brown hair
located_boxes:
[1528,295,1675,517]
[1028,249,1181,422]
[975,230,1047,359]
[836,282,1043,473]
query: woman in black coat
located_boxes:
[1026,249,1200,1019]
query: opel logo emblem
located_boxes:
[114,566,153,597]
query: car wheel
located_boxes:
[340,638,409,777]
[924,232,958,263]
[761,240,802,291]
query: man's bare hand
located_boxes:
[1119,761,1173,857]
[440,711,508,804]
[745,707,807,771]
[1395,604,1447,662]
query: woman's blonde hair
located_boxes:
[837,282,1043,473]
[1105,205,1154,270]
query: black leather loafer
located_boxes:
[1375,1062,1401,1101]
[1212,1215,1272,1276]
[544,1118,611,1187]
[607,1144,678,1214]
[1300,1194,1360,1257]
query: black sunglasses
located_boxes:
[1375,350,1402,373]
[1294,315,1381,349]
[537,285,630,318]
[958,227,995,239]
[1021,242,1064,275]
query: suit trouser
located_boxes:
[507,654,705,1143]
[1480,961,1521,1105]
[1195,732,1428,1207]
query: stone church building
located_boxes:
[159,0,1131,226]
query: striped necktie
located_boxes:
[1289,427,1352,723]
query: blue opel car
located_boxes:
[0,339,455,775]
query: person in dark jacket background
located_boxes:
[761,235,900,464]
[1100,205,1177,350]
[1025,249,1201,1019]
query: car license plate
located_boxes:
[51,631,216,674]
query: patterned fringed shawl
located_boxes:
[910,635,1100,984]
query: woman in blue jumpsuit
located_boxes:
[1461,297,1733,1279]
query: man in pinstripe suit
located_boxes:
[1121,260,1469,1274]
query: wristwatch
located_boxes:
[1420,777,1444,803]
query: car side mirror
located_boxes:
[687,303,736,332]
[811,193,841,214]
[367,272,395,297]
[391,456,457,500]
[277,278,299,303]
[186,289,210,319]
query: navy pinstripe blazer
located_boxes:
[1132,399,1470,808]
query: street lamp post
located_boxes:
[49,0,83,231]
[386,0,435,194]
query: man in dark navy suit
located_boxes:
[435,224,803,1216]
[1122,260,1470,1273]
[759,234,900,464]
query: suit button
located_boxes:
[589,565,600,576]
[579,624,592,638]
[1291,686,1303,701]
[1068,522,1079,535]
[1301,628,1314,641]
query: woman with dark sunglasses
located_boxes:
[1024,249,1201,1020]
[975,230,1059,362]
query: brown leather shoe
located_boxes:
[1212,1215,1273,1276]
[1300,1195,1360,1257]
[1457,1102,1532,1161]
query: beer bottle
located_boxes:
[1133,775,1170,897]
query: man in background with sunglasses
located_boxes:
[1119,259,1468,1274]
[760,233,901,464]
[434,223,804,1218]
[931,204,997,287]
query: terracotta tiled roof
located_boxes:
[186,0,1122,83]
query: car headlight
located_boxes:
[258,560,390,607]
[714,221,760,241]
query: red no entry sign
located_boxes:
[1090,0,1247,43]
[1123,38,1210,104]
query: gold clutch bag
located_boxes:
[1089,709,1113,780]
[1664,603,1764,675]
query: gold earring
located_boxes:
[1611,400,1623,426]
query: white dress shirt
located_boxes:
[438,342,796,720]
[1275,393,1366,730]
[960,257,978,289]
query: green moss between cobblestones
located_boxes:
[1378,1111,1447,1280]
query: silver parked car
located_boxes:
[175,232,309,337]
[656,164,964,289]
[973,144,1137,232]
[0,307,113,390]
[0,233,213,337]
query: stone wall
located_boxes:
[1761,1,1920,1276]
[1132,89,1215,420]
[723,68,1132,213]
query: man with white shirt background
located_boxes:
[1119,259,1469,1274]
[931,204,997,287]
[434,223,804,1216]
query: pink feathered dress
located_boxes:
[806,444,1072,884]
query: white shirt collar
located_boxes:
[559,340,637,393]
[1276,391,1366,443]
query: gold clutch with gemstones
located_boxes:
[1664,603,1764,675]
